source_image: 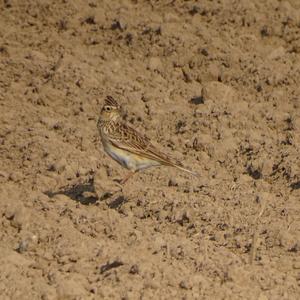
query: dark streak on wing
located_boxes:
[108,122,180,166]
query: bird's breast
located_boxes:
[102,141,160,171]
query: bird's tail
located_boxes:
[173,164,200,177]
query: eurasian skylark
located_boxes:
[97,96,199,184]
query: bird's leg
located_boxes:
[121,170,137,185]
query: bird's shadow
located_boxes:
[44,177,98,205]
[44,177,127,209]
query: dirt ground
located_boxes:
[0,0,300,299]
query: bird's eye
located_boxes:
[105,106,111,111]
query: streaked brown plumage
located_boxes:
[97,96,199,183]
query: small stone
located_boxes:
[90,287,97,294]
[64,165,75,179]
[0,170,8,179]
[15,239,29,253]
[207,63,220,80]
[279,1,298,21]
[168,178,178,187]
[111,19,126,31]
[93,168,123,199]
[40,117,60,129]
[163,12,179,22]
[129,264,139,274]
[132,206,144,219]
[182,67,192,82]
[261,159,274,177]
[147,57,163,72]
[1,248,32,267]
[8,171,23,182]
[293,261,300,269]
[260,25,272,37]
[52,194,71,203]
[5,206,16,220]
[153,236,167,253]
[56,278,87,298]
[173,210,191,225]
[200,48,209,56]
[201,81,236,104]
[77,166,89,176]
[268,46,285,60]
[84,15,96,25]
[258,294,269,300]
[158,209,169,221]
[48,158,67,174]
[246,161,262,180]
[179,279,192,289]
[279,231,299,252]
[11,206,29,230]
[141,93,153,103]
[192,137,202,151]
[30,234,39,244]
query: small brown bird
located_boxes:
[97,96,199,184]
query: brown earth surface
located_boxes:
[0,0,300,299]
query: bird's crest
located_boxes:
[104,96,120,108]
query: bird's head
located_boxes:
[99,96,122,122]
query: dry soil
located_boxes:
[0,0,300,299]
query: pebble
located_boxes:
[261,159,275,177]
[153,236,167,253]
[4,206,16,220]
[16,232,39,253]
[64,164,75,179]
[0,170,8,179]
[148,57,163,72]
[268,46,285,60]
[179,280,191,289]
[258,294,269,300]
[10,206,29,230]
[129,264,139,274]
[279,230,299,252]
[201,81,236,104]
[56,278,86,298]
[5,203,29,230]
[279,1,300,22]
[207,63,221,81]
[163,12,179,23]
[48,158,67,174]
[8,171,23,182]
[168,178,178,187]
[3,248,32,267]
[111,19,127,31]
[93,169,122,199]
[15,239,29,253]
[132,206,145,219]
[173,210,191,225]
[40,117,60,129]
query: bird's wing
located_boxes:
[107,122,179,166]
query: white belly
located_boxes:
[103,141,160,171]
